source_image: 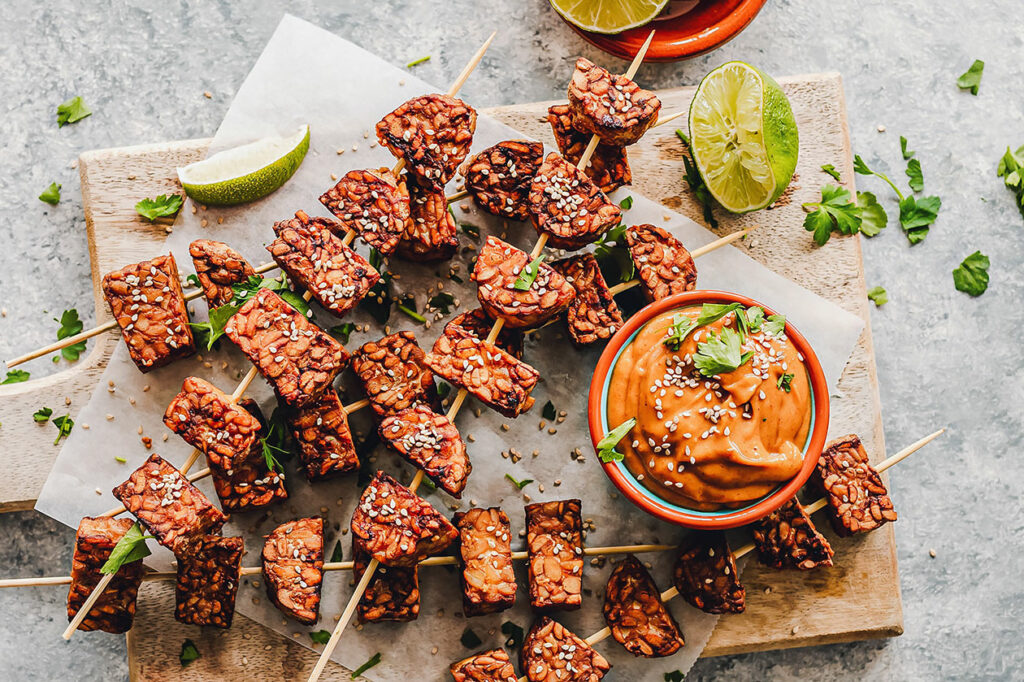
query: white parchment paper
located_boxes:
[36,14,863,680]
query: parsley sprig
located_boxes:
[854,154,941,244]
[693,327,754,377]
[55,309,87,361]
[676,130,718,228]
[135,194,183,222]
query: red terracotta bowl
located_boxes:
[587,290,830,529]
[560,0,768,63]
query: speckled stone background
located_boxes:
[0,1,1021,680]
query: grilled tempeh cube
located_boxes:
[66,517,144,634]
[547,104,631,195]
[351,470,458,567]
[425,325,540,418]
[624,224,697,301]
[813,434,897,537]
[350,331,439,419]
[603,554,684,658]
[163,376,262,474]
[268,210,380,318]
[450,648,518,682]
[288,388,360,481]
[446,308,524,359]
[175,535,244,628]
[521,617,611,682]
[528,153,621,251]
[551,253,623,346]
[189,239,256,308]
[210,398,288,512]
[376,94,477,191]
[225,288,348,408]
[752,498,834,570]
[352,542,420,623]
[262,517,324,625]
[461,140,545,220]
[672,530,745,614]
[567,57,661,147]
[380,405,471,497]
[472,236,576,329]
[112,453,226,554]
[453,507,516,616]
[396,174,460,262]
[525,500,583,612]
[101,254,195,372]
[319,168,411,256]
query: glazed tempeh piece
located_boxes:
[453,507,516,616]
[551,253,623,346]
[397,175,459,262]
[351,471,458,567]
[268,210,380,318]
[461,140,545,220]
[175,535,244,628]
[813,434,897,536]
[450,648,518,682]
[672,530,745,614]
[163,376,262,474]
[288,388,360,481]
[425,325,540,418]
[567,57,661,146]
[525,499,583,611]
[603,554,685,658]
[66,517,144,634]
[262,517,324,625]
[376,94,477,191]
[101,254,195,372]
[548,104,631,195]
[111,454,226,554]
[380,405,471,497]
[528,152,621,250]
[319,168,411,256]
[225,288,348,408]
[752,498,834,570]
[472,236,576,329]
[352,543,420,623]
[210,398,288,512]
[624,224,698,301]
[189,239,256,308]
[350,331,439,419]
[521,617,611,682]
[446,308,524,359]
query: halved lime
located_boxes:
[688,62,798,214]
[178,125,310,206]
[549,0,669,35]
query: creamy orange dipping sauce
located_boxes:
[607,306,811,510]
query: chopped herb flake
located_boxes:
[460,627,482,649]
[2,370,30,384]
[352,652,382,678]
[39,182,62,205]
[56,96,92,127]
[513,255,545,291]
[542,400,556,421]
[956,59,984,95]
[820,164,841,182]
[406,56,431,68]
[33,407,53,423]
[597,418,636,463]
[179,638,200,667]
[135,194,183,222]
[52,414,74,444]
[867,286,888,306]
[953,251,990,296]
[309,630,331,644]
[505,473,533,490]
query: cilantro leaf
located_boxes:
[777,372,794,392]
[505,473,533,490]
[744,306,765,331]
[39,182,62,205]
[663,313,696,351]
[501,621,525,649]
[764,314,786,336]
[55,308,87,361]
[277,290,312,319]
[906,158,924,192]
[513,255,545,291]
[135,194,183,222]
[997,145,1024,222]
[665,671,684,682]
[820,164,841,182]
[676,130,718,228]
[352,653,382,678]
[406,55,431,68]
[853,155,904,199]
[856,191,888,237]
[597,418,636,463]
[327,322,355,345]
[542,400,557,421]
[231,274,287,305]
[179,639,200,667]
[953,251,990,296]
[956,59,984,95]
[898,195,941,244]
[695,302,744,327]
[867,286,888,306]
[309,630,332,645]
[186,274,202,289]
[592,223,635,285]
[396,294,426,323]
[428,292,455,315]
[618,195,633,210]
[693,327,753,377]
[437,380,452,399]
[189,304,240,351]
[56,96,92,127]
[52,414,74,444]
[33,407,53,423]
[2,370,30,384]
[802,185,861,245]
[330,540,343,563]
[900,136,915,160]
[101,522,152,574]
[460,627,482,649]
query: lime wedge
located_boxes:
[688,62,798,214]
[549,0,669,35]
[177,125,310,206]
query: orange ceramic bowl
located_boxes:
[561,0,768,62]
[587,290,830,529]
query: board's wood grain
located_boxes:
[0,74,901,679]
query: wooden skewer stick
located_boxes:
[306,32,497,682]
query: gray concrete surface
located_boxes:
[0,1,1021,680]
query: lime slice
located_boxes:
[549,0,670,35]
[178,125,310,206]
[688,62,798,214]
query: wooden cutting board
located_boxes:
[0,74,901,680]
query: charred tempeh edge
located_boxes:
[525,499,584,612]
[352,542,420,623]
[101,254,195,372]
[547,104,631,195]
[319,168,411,256]
[672,530,745,614]
[446,308,524,359]
[752,498,835,570]
[521,616,611,682]
[288,389,360,482]
[66,517,145,634]
[262,517,324,626]
[603,554,685,658]
[551,253,624,346]
[188,239,256,308]
[528,152,621,251]
[567,57,661,146]
[460,139,545,220]
[350,331,440,420]
[813,434,898,536]
[450,648,518,682]
[210,398,288,512]
[379,405,471,497]
[624,224,698,302]
[453,507,516,616]
[175,535,244,628]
